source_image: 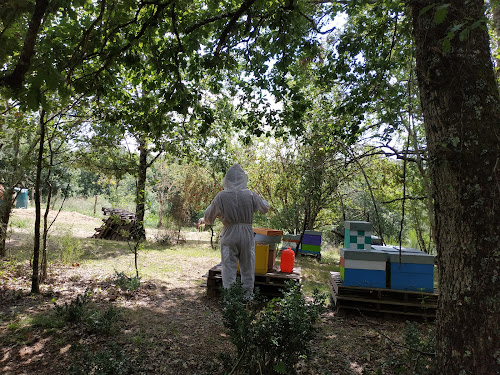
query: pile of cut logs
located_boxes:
[92,207,139,241]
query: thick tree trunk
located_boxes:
[409,1,500,373]
[135,138,147,240]
[32,110,46,294]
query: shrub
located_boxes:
[53,289,121,334]
[221,281,327,374]
[114,271,141,291]
[154,227,186,245]
[86,305,121,334]
[53,289,91,323]
[55,228,84,264]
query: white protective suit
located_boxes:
[203,164,269,294]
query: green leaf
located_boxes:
[26,86,41,110]
[419,4,435,16]
[442,37,451,53]
[273,361,287,373]
[434,4,449,25]
[459,28,469,41]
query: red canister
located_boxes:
[280,247,295,273]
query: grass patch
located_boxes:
[275,245,340,296]
[9,216,31,229]
[63,197,113,218]
[30,312,66,329]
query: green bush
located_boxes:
[53,289,121,334]
[114,271,141,291]
[221,281,327,374]
[54,289,91,323]
[86,305,121,334]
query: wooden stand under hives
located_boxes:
[205,263,301,298]
[92,207,139,241]
[329,271,438,320]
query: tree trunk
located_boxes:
[32,109,46,294]
[135,137,147,240]
[40,182,52,281]
[492,0,500,77]
[409,1,500,373]
[41,137,54,282]
[0,187,15,258]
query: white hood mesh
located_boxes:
[222,164,248,191]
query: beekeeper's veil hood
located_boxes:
[223,164,248,192]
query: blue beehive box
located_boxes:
[340,248,388,288]
[344,221,372,250]
[385,248,434,292]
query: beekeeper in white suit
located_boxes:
[198,164,269,295]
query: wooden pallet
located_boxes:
[206,263,301,298]
[329,271,438,319]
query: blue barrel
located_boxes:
[16,189,29,209]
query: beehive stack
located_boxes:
[300,230,322,257]
[379,246,435,292]
[253,228,283,271]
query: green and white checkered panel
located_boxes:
[346,230,371,250]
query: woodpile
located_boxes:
[92,207,140,241]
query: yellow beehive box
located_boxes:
[238,242,269,274]
[255,242,269,274]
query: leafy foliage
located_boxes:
[114,271,141,291]
[53,289,91,323]
[221,281,326,374]
[53,289,121,334]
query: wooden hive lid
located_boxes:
[253,227,283,236]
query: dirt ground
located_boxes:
[0,209,434,375]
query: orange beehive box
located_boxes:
[253,227,284,236]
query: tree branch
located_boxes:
[0,0,49,89]
[215,0,258,56]
[66,0,107,83]
[382,196,428,204]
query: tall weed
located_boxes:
[55,228,84,263]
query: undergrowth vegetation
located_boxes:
[220,281,327,374]
[53,289,121,335]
